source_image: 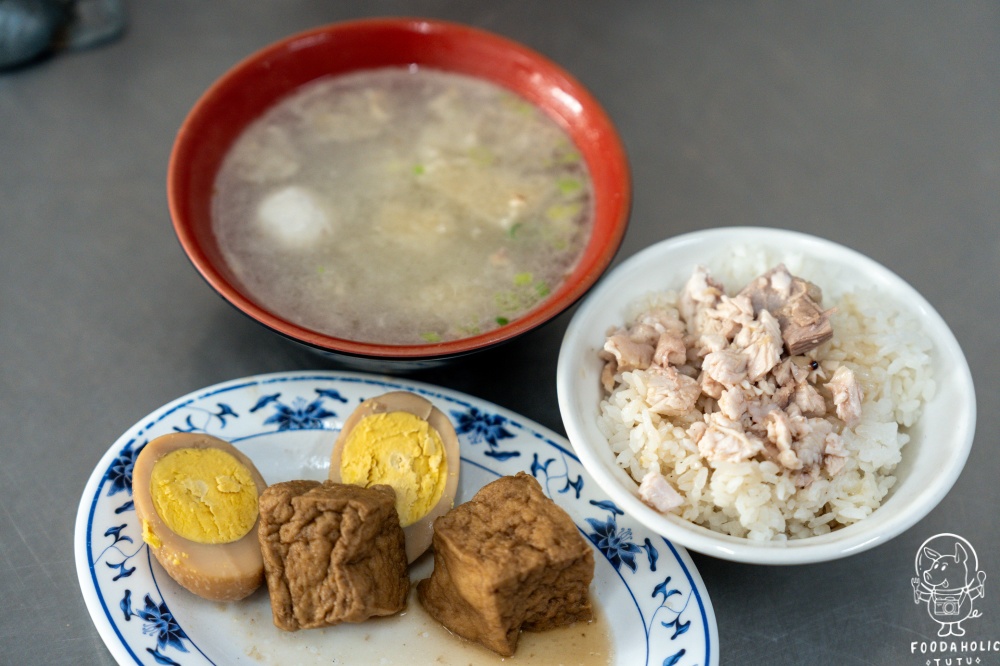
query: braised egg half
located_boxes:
[132,432,267,601]
[330,391,460,563]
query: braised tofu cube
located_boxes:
[417,472,594,656]
[257,480,409,630]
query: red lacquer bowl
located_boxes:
[168,17,630,369]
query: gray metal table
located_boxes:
[2,2,997,664]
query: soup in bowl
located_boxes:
[168,18,630,369]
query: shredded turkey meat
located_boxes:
[645,365,702,416]
[638,470,685,512]
[827,365,863,427]
[601,264,865,502]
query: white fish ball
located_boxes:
[256,186,332,247]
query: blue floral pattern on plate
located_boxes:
[75,371,717,665]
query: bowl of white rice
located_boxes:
[556,227,975,564]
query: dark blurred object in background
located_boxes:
[0,0,125,70]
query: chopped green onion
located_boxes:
[495,317,509,326]
[467,145,495,165]
[557,177,583,196]
[534,281,550,297]
[495,291,521,312]
[420,331,442,343]
[500,93,535,116]
[545,202,583,222]
[412,164,425,175]
[507,222,523,238]
[556,151,581,165]
[513,272,533,286]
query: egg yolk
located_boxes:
[147,448,259,544]
[340,412,447,527]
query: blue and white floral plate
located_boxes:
[75,371,718,666]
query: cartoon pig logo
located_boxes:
[911,533,986,637]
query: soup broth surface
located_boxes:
[213,66,594,345]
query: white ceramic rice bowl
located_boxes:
[556,227,976,565]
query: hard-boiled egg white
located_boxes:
[132,432,267,601]
[329,391,460,563]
